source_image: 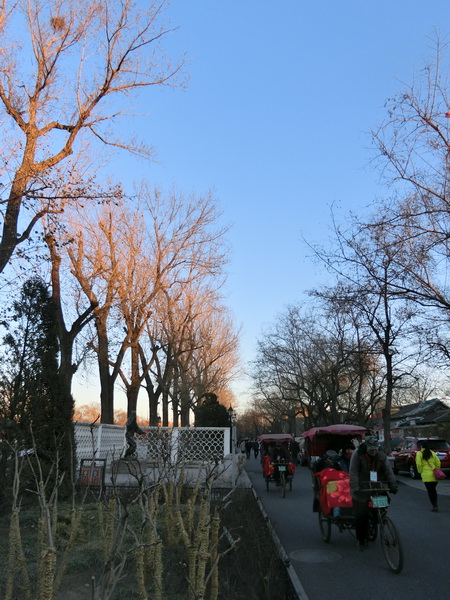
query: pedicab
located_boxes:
[258,433,295,498]
[302,424,367,521]
[301,423,367,469]
[302,424,404,573]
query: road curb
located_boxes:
[397,475,450,495]
[249,484,310,600]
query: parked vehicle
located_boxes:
[390,436,450,479]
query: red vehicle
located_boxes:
[390,437,450,479]
[258,433,295,498]
[301,423,367,468]
[302,424,403,573]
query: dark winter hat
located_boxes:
[342,442,355,451]
[364,435,379,450]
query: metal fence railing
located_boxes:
[74,422,231,468]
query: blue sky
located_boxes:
[77,1,450,411]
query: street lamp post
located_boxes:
[228,405,234,453]
[228,406,237,488]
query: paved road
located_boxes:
[244,453,450,600]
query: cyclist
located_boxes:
[269,441,292,485]
[123,410,145,459]
[349,435,398,551]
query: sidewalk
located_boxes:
[399,474,450,495]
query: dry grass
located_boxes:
[0,487,292,600]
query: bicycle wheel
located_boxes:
[280,472,286,498]
[379,515,403,573]
[318,506,331,542]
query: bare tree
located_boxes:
[63,186,229,423]
[44,223,97,400]
[310,210,424,450]
[365,37,450,383]
[140,260,239,427]
[252,305,371,430]
[370,38,450,314]
[63,200,128,423]
[113,187,229,420]
[0,0,184,273]
[188,308,240,403]
[161,288,240,426]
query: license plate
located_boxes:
[278,465,286,472]
[372,496,388,508]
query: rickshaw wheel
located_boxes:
[318,506,331,542]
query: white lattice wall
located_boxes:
[75,422,125,464]
[74,422,231,467]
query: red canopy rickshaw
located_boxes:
[302,424,367,466]
[257,433,295,497]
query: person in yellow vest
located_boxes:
[415,444,441,512]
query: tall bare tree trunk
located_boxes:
[46,232,95,403]
[96,316,114,424]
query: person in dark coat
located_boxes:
[315,450,342,473]
[269,441,292,484]
[349,435,397,551]
[253,440,260,459]
[124,410,145,459]
[245,440,252,459]
[337,442,355,472]
[291,440,300,465]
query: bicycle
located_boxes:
[275,461,293,498]
[259,434,295,497]
[361,485,404,574]
[316,480,403,574]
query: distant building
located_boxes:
[390,398,450,438]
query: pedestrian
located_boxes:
[123,410,145,459]
[349,435,398,551]
[245,440,252,459]
[253,439,259,459]
[416,443,441,512]
[291,440,300,465]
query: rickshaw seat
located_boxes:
[315,468,353,515]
